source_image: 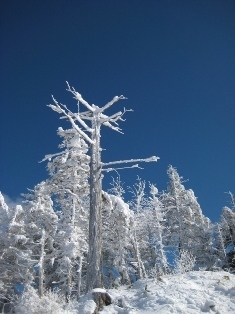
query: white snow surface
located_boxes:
[92,288,107,293]
[77,271,235,314]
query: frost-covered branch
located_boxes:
[100,108,133,133]
[59,103,93,133]
[102,121,124,133]
[100,111,123,124]
[99,95,127,112]
[102,156,160,167]
[102,164,144,172]
[100,108,133,125]
[39,151,65,163]
[48,98,94,145]
[66,81,94,112]
[227,191,235,212]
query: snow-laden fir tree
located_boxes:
[184,189,214,269]
[162,166,189,254]
[227,191,235,212]
[0,192,33,307]
[23,182,58,296]
[212,222,228,269]
[42,127,90,299]
[48,83,159,291]
[128,180,168,277]
[219,192,235,270]
[148,184,168,275]
[163,166,212,268]
[102,189,134,287]
[128,178,148,279]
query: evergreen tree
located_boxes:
[42,127,90,299]
[213,222,228,269]
[163,166,212,269]
[0,193,32,305]
[220,192,235,270]
[102,190,134,286]
[185,189,214,269]
[23,182,58,295]
[163,166,192,254]
[148,185,168,275]
[128,178,148,279]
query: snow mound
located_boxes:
[92,288,107,293]
[100,271,235,314]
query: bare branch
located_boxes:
[39,151,65,163]
[48,104,63,114]
[99,95,127,112]
[60,188,81,201]
[102,156,160,167]
[102,164,144,172]
[62,110,94,144]
[72,113,94,133]
[49,96,63,113]
[59,104,93,133]
[99,108,133,133]
[79,114,93,121]
[48,100,94,145]
[101,108,134,128]
[100,111,123,124]
[102,121,124,133]
[66,81,94,112]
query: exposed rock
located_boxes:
[92,289,112,313]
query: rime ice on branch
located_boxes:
[48,82,159,291]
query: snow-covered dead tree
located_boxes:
[48,83,159,291]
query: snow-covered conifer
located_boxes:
[148,184,168,275]
[102,190,134,286]
[163,166,191,254]
[184,189,214,268]
[220,194,235,270]
[128,178,148,279]
[0,193,33,305]
[23,182,58,294]
[42,127,90,299]
[163,166,212,269]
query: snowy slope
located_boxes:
[78,271,235,314]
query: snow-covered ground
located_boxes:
[78,271,235,314]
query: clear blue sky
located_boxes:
[0,0,234,222]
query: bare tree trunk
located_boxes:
[38,229,45,298]
[217,224,228,263]
[117,223,130,284]
[77,255,83,299]
[132,228,146,279]
[66,195,75,301]
[66,265,73,302]
[86,119,103,291]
